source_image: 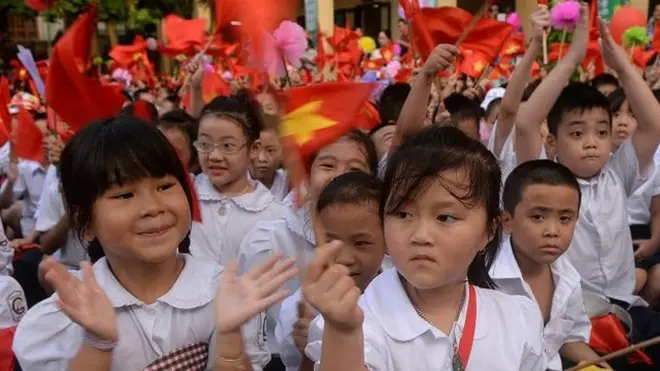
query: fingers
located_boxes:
[81,262,101,292]
[297,300,313,320]
[304,240,343,285]
[256,260,299,297]
[43,258,77,302]
[245,251,285,281]
[255,256,297,287]
[222,260,240,283]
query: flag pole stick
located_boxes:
[565,335,660,371]
[177,36,215,97]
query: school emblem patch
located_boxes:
[7,290,25,323]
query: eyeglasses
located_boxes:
[193,140,247,154]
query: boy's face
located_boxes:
[503,184,580,266]
[548,108,611,179]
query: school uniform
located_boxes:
[0,142,10,176]
[1,160,47,236]
[12,254,271,371]
[304,268,547,371]
[490,238,591,370]
[237,203,316,360]
[486,122,547,185]
[274,288,320,371]
[190,174,287,266]
[0,276,26,329]
[249,169,290,202]
[34,172,89,270]
[0,227,12,276]
[627,157,660,269]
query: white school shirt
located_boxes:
[0,226,12,276]
[12,254,270,371]
[275,288,320,371]
[34,174,89,270]
[0,276,26,329]
[0,142,10,175]
[627,147,660,225]
[190,174,287,265]
[486,121,547,185]
[249,169,290,202]
[565,139,649,307]
[237,203,316,355]
[3,160,47,236]
[490,239,591,371]
[305,268,547,371]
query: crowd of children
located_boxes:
[3,2,660,371]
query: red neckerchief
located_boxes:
[457,285,477,367]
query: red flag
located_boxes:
[500,33,526,59]
[14,108,43,163]
[0,78,12,135]
[354,101,381,131]
[182,72,231,111]
[109,37,147,68]
[458,51,488,78]
[410,7,513,62]
[46,6,126,132]
[163,15,207,46]
[280,82,375,166]
[24,0,56,12]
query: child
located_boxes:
[303,126,546,371]
[191,91,286,266]
[249,127,288,201]
[590,73,620,97]
[237,130,378,369]
[274,171,386,371]
[492,160,605,370]
[12,115,296,370]
[516,15,660,365]
[607,88,636,153]
[157,109,199,174]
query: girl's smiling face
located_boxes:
[88,175,191,264]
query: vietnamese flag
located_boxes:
[109,37,147,68]
[182,72,231,111]
[24,0,56,12]
[46,6,126,132]
[354,101,381,131]
[500,33,526,59]
[14,108,43,163]
[279,82,375,168]
[458,51,488,78]
[163,15,207,46]
[410,7,513,62]
[0,77,11,135]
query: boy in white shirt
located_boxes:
[515,14,660,366]
[492,159,605,370]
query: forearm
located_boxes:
[299,354,315,371]
[392,72,433,150]
[68,343,113,371]
[189,84,204,119]
[515,57,578,163]
[619,65,660,139]
[40,216,71,255]
[559,341,607,366]
[0,180,14,209]
[318,325,366,371]
[213,330,252,371]
[648,196,660,252]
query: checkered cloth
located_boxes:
[144,342,209,371]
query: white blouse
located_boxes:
[12,254,270,371]
[190,175,286,266]
[491,239,591,370]
[305,268,547,371]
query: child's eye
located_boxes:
[437,215,457,223]
[571,131,583,138]
[559,216,573,224]
[531,214,544,221]
[318,163,334,169]
[395,211,412,220]
[112,192,134,200]
[157,183,176,192]
[355,240,372,248]
[598,130,609,136]
[349,167,364,172]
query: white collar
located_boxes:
[194,174,274,212]
[92,254,222,309]
[364,268,488,342]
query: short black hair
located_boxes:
[653,88,660,103]
[521,79,542,102]
[607,87,626,113]
[60,114,194,262]
[647,53,659,68]
[158,109,199,168]
[503,159,581,214]
[308,130,379,174]
[378,83,411,125]
[590,73,620,90]
[317,171,383,214]
[547,83,611,136]
[121,100,159,124]
[451,106,484,134]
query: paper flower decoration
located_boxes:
[111,68,133,86]
[506,12,522,32]
[622,26,649,48]
[361,71,379,83]
[392,44,402,57]
[359,37,377,54]
[550,1,580,31]
[385,61,402,79]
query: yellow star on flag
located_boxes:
[280,101,337,146]
[505,45,519,55]
[474,61,485,73]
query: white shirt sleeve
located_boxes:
[563,284,592,344]
[517,297,548,371]
[34,182,64,233]
[611,139,652,197]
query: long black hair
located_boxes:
[380,126,502,288]
[59,114,194,262]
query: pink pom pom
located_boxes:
[273,21,308,68]
[550,1,581,31]
[203,63,214,74]
[385,61,402,79]
[392,43,402,57]
[146,37,158,51]
[506,12,521,32]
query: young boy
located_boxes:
[515,10,660,365]
[492,160,605,370]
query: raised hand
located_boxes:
[302,241,363,333]
[598,17,630,74]
[422,44,460,80]
[531,4,551,42]
[215,253,298,334]
[42,258,118,341]
[567,2,589,64]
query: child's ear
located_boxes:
[501,210,514,236]
[546,133,558,160]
